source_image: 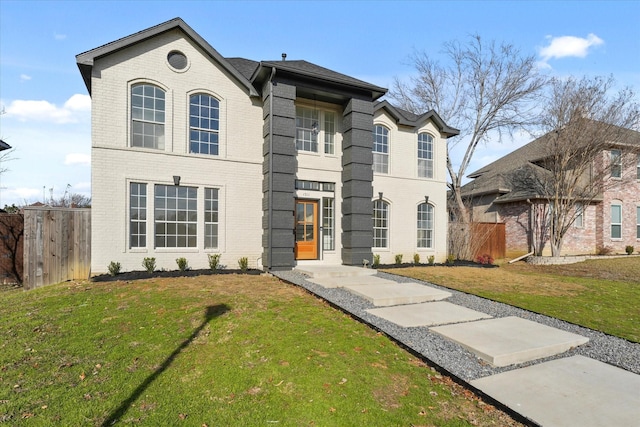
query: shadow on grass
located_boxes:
[101,304,230,426]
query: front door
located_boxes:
[295,199,318,260]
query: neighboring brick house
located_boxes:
[76,18,458,274]
[460,123,640,257]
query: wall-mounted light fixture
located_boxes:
[173,175,181,186]
[424,195,429,204]
[378,192,383,201]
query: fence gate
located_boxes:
[472,222,506,260]
[23,207,91,290]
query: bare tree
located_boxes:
[511,76,640,256]
[391,35,546,259]
[50,192,91,208]
[0,212,23,284]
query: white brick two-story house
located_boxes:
[76,18,458,274]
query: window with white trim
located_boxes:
[204,188,219,249]
[322,198,334,251]
[373,200,389,248]
[373,125,389,174]
[296,107,319,152]
[611,203,622,239]
[129,182,147,248]
[574,202,584,228]
[417,133,434,178]
[190,94,220,155]
[637,206,640,239]
[154,185,197,248]
[417,203,434,248]
[324,112,335,155]
[611,149,622,178]
[636,155,640,180]
[131,84,165,149]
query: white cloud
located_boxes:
[54,32,67,41]
[64,153,90,166]
[20,74,32,82]
[4,94,90,124]
[539,33,604,63]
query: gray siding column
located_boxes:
[262,80,296,269]
[341,99,374,265]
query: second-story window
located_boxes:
[373,125,389,174]
[611,149,622,178]
[190,94,220,155]
[418,133,434,178]
[131,84,165,149]
[296,107,319,152]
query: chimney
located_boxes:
[281,53,287,61]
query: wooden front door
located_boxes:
[295,199,318,260]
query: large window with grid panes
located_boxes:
[373,125,389,174]
[131,84,165,149]
[417,133,434,178]
[295,106,336,154]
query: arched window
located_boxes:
[131,84,165,149]
[417,133,433,178]
[373,199,389,248]
[190,94,220,155]
[373,125,389,174]
[417,203,434,248]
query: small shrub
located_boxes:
[395,254,403,265]
[208,253,222,271]
[142,257,156,273]
[446,254,455,265]
[238,257,249,273]
[176,257,188,271]
[372,254,380,268]
[476,254,494,265]
[625,245,634,255]
[107,261,121,276]
[428,255,435,266]
[596,245,613,256]
[413,253,420,265]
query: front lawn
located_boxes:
[383,257,640,342]
[0,275,521,426]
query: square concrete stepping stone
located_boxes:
[366,301,491,327]
[471,356,640,427]
[307,275,394,289]
[347,282,451,306]
[430,316,589,367]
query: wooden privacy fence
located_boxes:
[23,207,91,290]
[472,222,505,260]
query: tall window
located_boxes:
[154,185,197,248]
[373,125,389,174]
[296,107,319,152]
[636,155,640,180]
[204,188,219,249]
[637,206,640,239]
[574,202,584,228]
[611,149,622,178]
[324,112,335,155]
[373,200,389,248]
[417,203,434,248]
[129,182,147,248]
[323,198,334,251]
[131,84,165,149]
[190,94,220,155]
[611,203,622,239]
[417,133,434,178]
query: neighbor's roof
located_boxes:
[0,139,11,151]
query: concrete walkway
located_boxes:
[286,265,640,427]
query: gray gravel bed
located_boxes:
[272,269,640,382]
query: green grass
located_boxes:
[383,257,640,342]
[0,275,520,426]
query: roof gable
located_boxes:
[374,100,460,137]
[76,17,258,97]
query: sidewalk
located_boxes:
[274,266,640,427]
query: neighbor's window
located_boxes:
[322,197,335,251]
[636,155,640,180]
[154,185,197,248]
[296,106,319,152]
[204,188,219,249]
[611,203,622,239]
[637,206,640,239]
[373,125,389,174]
[611,149,622,178]
[417,203,434,248]
[417,133,434,178]
[129,182,147,248]
[574,202,584,228]
[373,199,389,248]
[131,84,165,149]
[190,94,220,155]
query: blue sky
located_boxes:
[1,0,639,207]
